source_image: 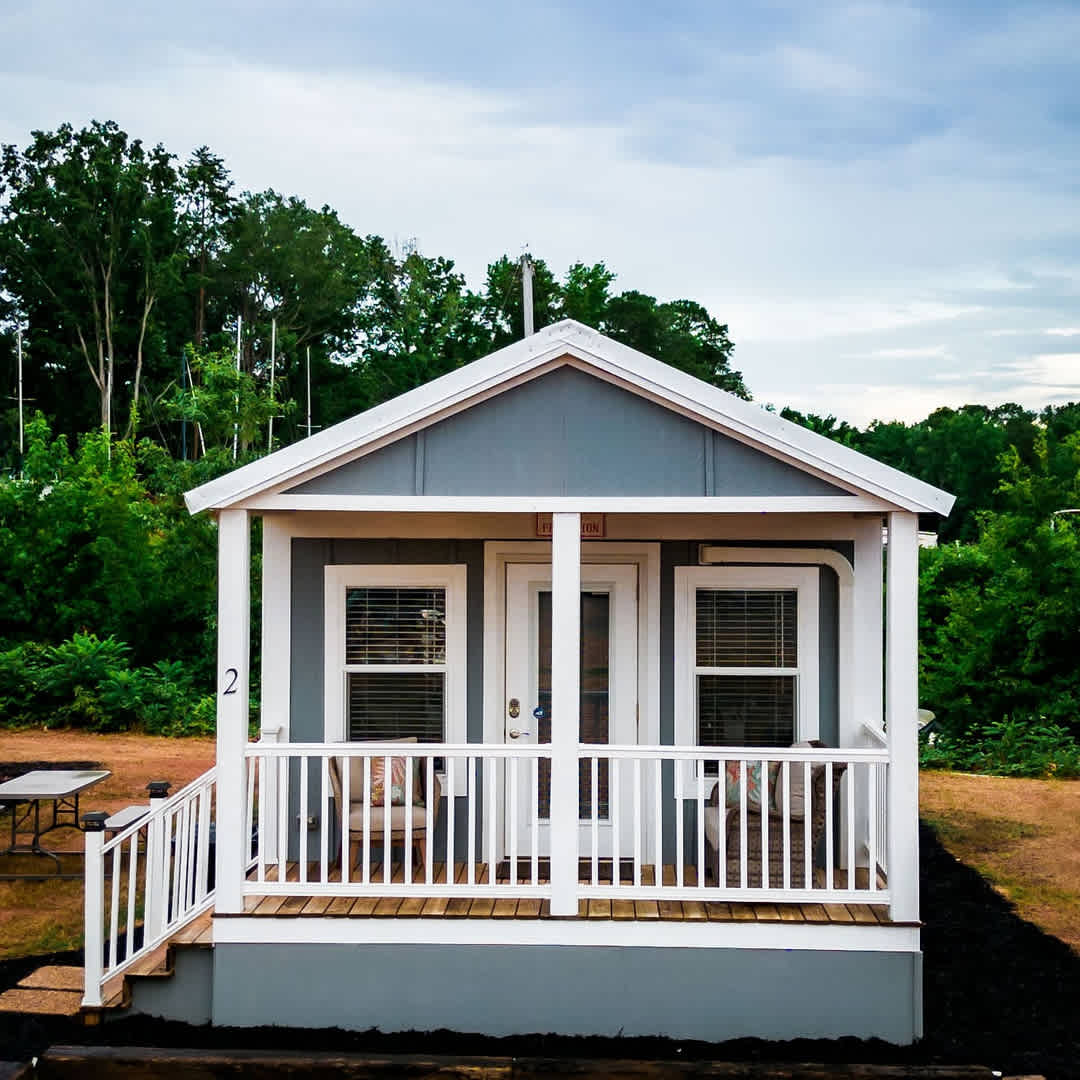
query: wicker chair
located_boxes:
[705,746,846,888]
[328,754,441,872]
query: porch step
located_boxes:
[0,911,213,1024]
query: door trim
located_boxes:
[482,542,660,864]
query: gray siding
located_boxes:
[212,942,922,1043]
[288,367,847,498]
[291,537,847,864]
[290,539,484,859]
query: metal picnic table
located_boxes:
[0,769,111,880]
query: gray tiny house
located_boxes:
[83,320,953,1043]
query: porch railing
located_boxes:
[83,768,217,1008]
[242,742,889,906]
[244,742,553,897]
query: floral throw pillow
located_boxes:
[369,755,425,806]
[724,760,780,810]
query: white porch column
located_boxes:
[549,512,581,916]
[215,508,250,914]
[886,511,919,923]
[258,516,291,865]
[853,517,884,733]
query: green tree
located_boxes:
[0,122,186,436]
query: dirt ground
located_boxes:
[920,769,1080,951]
[0,731,215,960]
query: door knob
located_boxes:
[508,728,531,739]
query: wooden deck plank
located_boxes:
[300,896,333,916]
[277,896,309,916]
[420,894,450,917]
[848,904,879,924]
[372,897,402,917]
[729,903,757,921]
[824,903,855,923]
[349,897,379,916]
[611,899,636,921]
[468,897,496,918]
[657,900,684,921]
[516,898,542,918]
[776,904,804,923]
[251,895,288,916]
[705,901,733,921]
[752,903,781,921]
[633,900,660,920]
[325,897,355,916]
[800,903,830,923]
[682,900,708,922]
[397,896,426,917]
[492,898,520,918]
[587,899,612,920]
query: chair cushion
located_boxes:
[347,803,429,832]
[772,740,817,817]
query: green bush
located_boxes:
[0,631,214,736]
[920,715,1080,778]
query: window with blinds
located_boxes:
[694,588,797,747]
[344,586,447,742]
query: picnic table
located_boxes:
[0,769,111,880]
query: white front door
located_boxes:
[504,563,638,857]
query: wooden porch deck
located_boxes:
[243,861,894,925]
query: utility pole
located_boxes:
[233,316,241,461]
[521,254,535,337]
[180,351,187,461]
[305,346,313,438]
[268,318,276,452]
[16,327,24,460]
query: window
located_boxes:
[675,566,819,758]
[324,565,467,747]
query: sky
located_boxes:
[1,0,1078,426]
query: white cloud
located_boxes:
[1046,328,1080,337]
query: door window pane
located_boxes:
[536,591,610,820]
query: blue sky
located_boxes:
[2,0,1078,424]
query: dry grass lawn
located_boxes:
[0,730,214,960]
[920,769,1080,951]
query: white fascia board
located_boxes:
[184,319,956,518]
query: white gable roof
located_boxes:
[184,319,955,516]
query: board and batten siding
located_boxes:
[286,367,850,499]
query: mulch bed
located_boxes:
[2,823,1078,1078]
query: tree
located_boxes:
[179,147,234,348]
[0,122,185,436]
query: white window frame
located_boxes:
[323,564,468,754]
[674,565,819,792]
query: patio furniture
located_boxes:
[328,754,441,872]
[0,769,111,880]
[704,745,846,888]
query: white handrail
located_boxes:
[83,767,217,1008]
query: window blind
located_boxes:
[348,672,445,742]
[345,587,446,665]
[697,674,795,747]
[696,589,797,668]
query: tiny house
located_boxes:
[83,320,952,1043]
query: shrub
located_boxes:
[0,631,214,736]
[920,714,1080,778]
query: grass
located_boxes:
[0,730,214,961]
[920,770,1080,951]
